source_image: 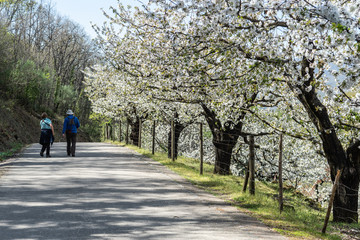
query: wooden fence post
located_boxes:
[171,120,175,161]
[106,123,109,140]
[110,123,113,140]
[125,121,129,145]
[138,120,142,148]
[103,124,106,141]
[278,134,284,213]
[322,169,342,234]
[249,135,255,195]
[152,120,156,155]
[199,123,204,175]
[243,161,249,192]
[119,120,122,142]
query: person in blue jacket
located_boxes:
[62,109,80,157]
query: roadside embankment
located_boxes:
[0,99,90,157]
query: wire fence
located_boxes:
[107,119,360,221]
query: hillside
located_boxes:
[0,99,90,153]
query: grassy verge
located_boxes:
[0,143,24,162]
[111,141,359,240]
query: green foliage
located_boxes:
[331,23,348,33]
[1,0,94,121]
[9,60,54,109]
[81,113,104,141]
[0,142,23,161]
[55,84,78,113]
[355,43,360,53]
[0,25,14,90]
[0,0,25,6]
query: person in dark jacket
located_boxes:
[39,112,55,157]
[62,109,80,157]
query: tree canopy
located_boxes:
[85,0,360,223]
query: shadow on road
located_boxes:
[0,142,287,240]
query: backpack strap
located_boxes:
[42,119,50,126]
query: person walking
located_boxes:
[62,109,80,157]
[39,112,55,157]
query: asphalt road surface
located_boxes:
[0,142,288,240]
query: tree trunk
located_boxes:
[129,117,140,146]
[125,120,129,144]
[290,57,360,223]
[167,121,185,159]
[333,171,359,222]
[138,120,142,148]
[106,124,109,140]
[212,132,239,175]
[109,123,113,140]
[335,141,360,222]
[119,120,122,142]
[201,104,246,175]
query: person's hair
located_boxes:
[41,112,48,119]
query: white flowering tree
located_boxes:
[88,0,360,223]
[170,0,360,222]
[84,63,201,158]
[93,1,288,175]
[84,64,153,145]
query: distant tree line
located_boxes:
[0,0,96,121]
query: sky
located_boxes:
[49,0,139,38]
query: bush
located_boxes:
[9,60,55,110]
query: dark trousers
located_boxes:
[40,143,50,156]
[66,132,77,156]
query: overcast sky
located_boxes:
[49,0,140,38]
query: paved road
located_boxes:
[0,142,288,240]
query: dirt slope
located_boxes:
[0,100,90,152]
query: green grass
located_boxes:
[0,143,24,162]
[111,141,358,240]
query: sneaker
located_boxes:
[72,155,75,157]
[40,152,44,157]
[46,155,51,158]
